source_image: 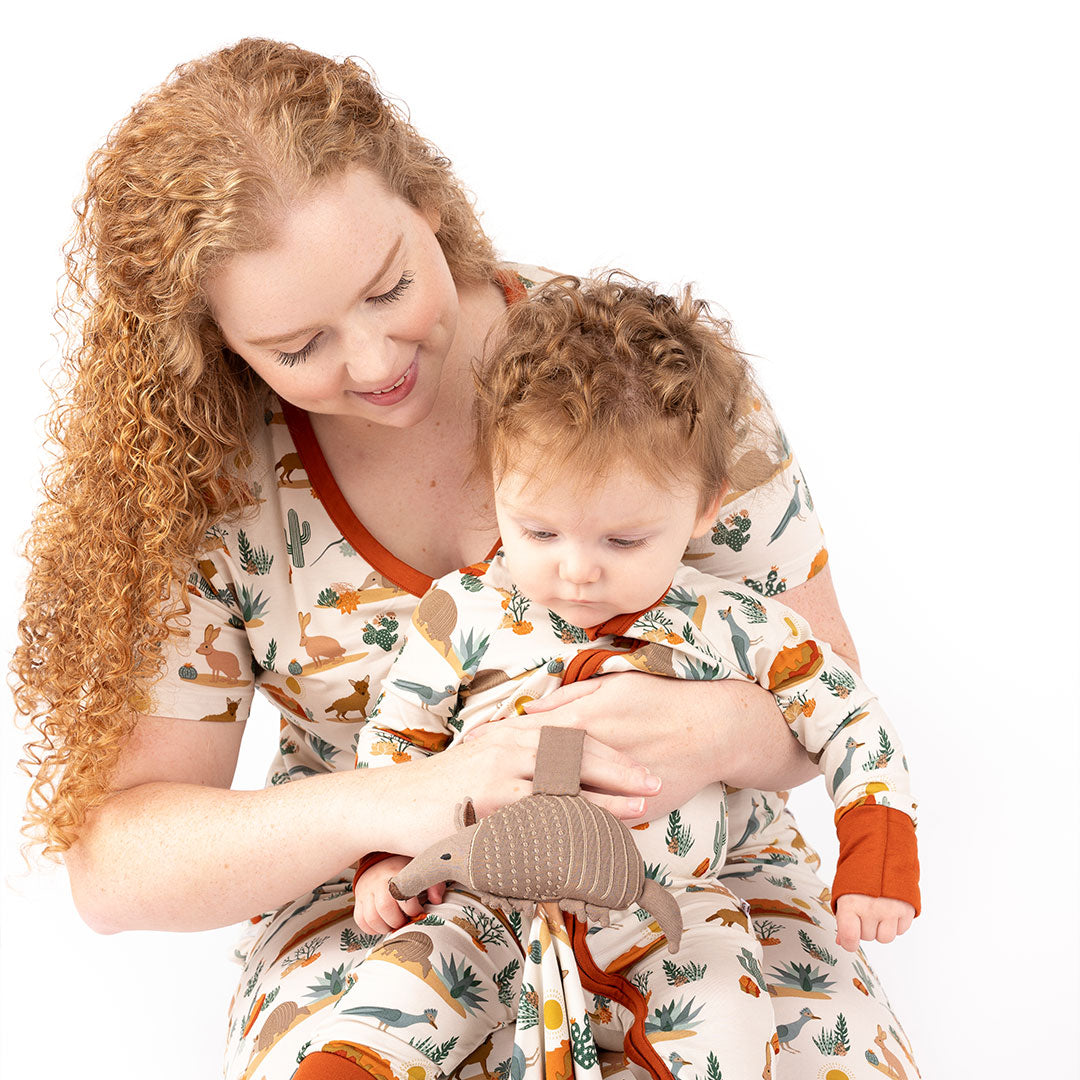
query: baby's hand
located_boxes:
[835,894,915,952]
[353,855,446,936]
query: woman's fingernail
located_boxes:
[645,774,662,792]
[631,798,646,814]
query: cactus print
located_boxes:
[343,546,915,1078]
[139,265,915,1079]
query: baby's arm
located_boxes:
[351,588,472,926]
[353,596,468,772]
[656,570,919,941]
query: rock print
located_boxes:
[142,266,916,1080]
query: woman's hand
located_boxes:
[428,718,661,823]
[463,670,816,819]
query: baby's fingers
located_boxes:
[835,907,862,952]
[357,891,396,937]
[874,918,898,944]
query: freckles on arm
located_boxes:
[778,564,861,673]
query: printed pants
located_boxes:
[222,791,919,1080]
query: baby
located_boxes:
[347,273,918,1077]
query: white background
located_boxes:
[2,2,1077,1076]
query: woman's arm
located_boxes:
[477,565,860,815]
[65,714,658,934]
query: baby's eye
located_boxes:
[522,528,556,542]
[369,271,415,306]
[609,537,648,549]
[277,335,322,367]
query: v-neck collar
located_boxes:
[281,269,526,598]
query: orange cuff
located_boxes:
[351,851,396,892]
[832,805,921,915]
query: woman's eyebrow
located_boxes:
[245,235,404,346]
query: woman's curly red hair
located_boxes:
[12,38,498,857]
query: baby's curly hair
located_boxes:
[473,272,775,511]
[12,38,498,857]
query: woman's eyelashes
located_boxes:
[277,335,321,367]
[370,270,414,306]
[274,271,415,365]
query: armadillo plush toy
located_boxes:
[388,726,682,952]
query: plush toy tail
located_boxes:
[640,878,683,953]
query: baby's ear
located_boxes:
[455,799,477,828]
[692,490,725,537]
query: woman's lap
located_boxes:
[720,789,921,1078]
[223,791,919,1080]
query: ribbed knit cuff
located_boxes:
[832,804,920,915]
[351,851,396,892]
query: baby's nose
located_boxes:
[559,551,601,584]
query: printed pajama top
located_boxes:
[146,263,836,831]
[358,552,919,912]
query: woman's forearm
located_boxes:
[65,766,424,935]
[65,728,656,935]
[704,677,819,791]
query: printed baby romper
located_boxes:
[341,547,917,1080]
[144,264,920,1080]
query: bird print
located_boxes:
[668,1052,692,1078]
[767,476,802,546]
[775,1007,821,1052]
[832,737,866,792]
[391,679,458,709]
[718,608,756,679]
[338,1005,439,1031]
[715,863,764,883]
[732,797,762,851]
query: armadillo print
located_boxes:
[136,265,916,1079]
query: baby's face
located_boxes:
[494,463,719,628]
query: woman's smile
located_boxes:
[349,353,420,406]
[205,167,460,430]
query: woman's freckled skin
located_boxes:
[204,167,461,432]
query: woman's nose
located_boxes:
[342,323,395,385]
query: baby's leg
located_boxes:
[581,884,777,1079]
[292,888,525,1080]
[722,789,921,1077]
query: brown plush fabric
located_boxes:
[531,725,585,795]
[387,724,683,950]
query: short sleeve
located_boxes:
[684,403,829,597]
[146,562,256,723]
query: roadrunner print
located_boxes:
[137,266,915,1079]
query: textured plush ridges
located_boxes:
[471,793,642,908]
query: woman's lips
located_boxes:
[351,355,419,406]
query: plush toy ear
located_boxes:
[455,798,477,828]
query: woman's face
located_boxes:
[204,167,460,427]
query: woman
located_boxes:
[13,38,917,1080]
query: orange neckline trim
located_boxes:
[281,270,527,599]
[583,580,674,640]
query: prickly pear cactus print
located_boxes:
[140,265,915,1080]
